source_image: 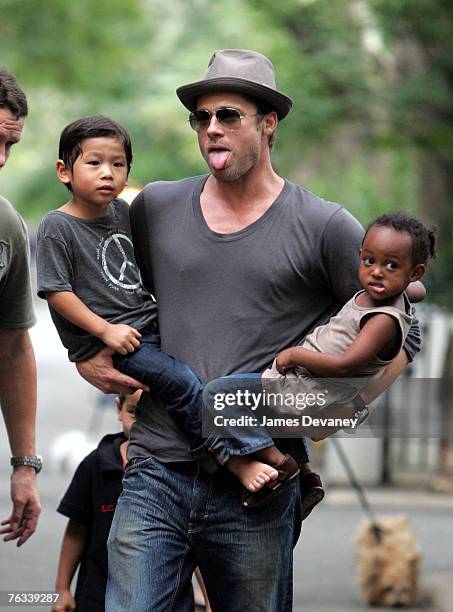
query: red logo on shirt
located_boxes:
[101,504,115,513]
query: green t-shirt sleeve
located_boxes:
[0,196,36,329]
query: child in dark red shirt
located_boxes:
[52,391,211,611]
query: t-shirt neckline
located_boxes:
[192,174,291,242]
[50,200,121,225]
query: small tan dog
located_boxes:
[355,515,421,607]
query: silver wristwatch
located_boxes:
[10,455,43,473]
[343,396,370,433]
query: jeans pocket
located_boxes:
[125,455,156,474]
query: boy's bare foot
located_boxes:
[227,456,279,492]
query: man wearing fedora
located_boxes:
[77,49,420,610]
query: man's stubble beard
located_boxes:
[210,142,261,183]
[204,122,265,182]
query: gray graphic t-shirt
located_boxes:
[36,199,157,362]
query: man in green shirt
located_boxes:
[0,68,41,547]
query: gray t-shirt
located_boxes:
[36,199,157,362]
[0,195,36,329]
[127,176,365,462]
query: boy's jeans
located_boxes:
[106,457,301,611]
[113,327,276,463]
[194,374,277,466]
[113,325,204,442]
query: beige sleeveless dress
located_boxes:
[262,291,412,411]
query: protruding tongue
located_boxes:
[209,149,230,171]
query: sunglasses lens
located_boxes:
[189,108,244,131]
[217,108,242,129]
[189,110,211,131]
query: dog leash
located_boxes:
[331,437,383,542]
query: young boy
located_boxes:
[36,115,201,447]
[36,116,323,516]
[52,391,139,612]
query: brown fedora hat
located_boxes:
[176,49,293,120]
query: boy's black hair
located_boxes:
[0,68,28,118]
[365,212,437,265]
[58,116,132,191]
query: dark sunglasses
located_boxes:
[189,107,258,132]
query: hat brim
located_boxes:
[176,77,293,120]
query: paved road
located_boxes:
[293,496,452,611]
[1,473,452,611]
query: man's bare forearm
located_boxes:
[0,329,37,456]
[360,349,409,405]
[309,350,409,441]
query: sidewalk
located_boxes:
[327,485,453,512]
[0,475,451,610]
[424,572,453,612]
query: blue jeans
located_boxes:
[106,456,301,611]
[114,328,277,464]
[194,374,277,466]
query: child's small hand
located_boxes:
[406,280,426,303]
[275,348,295,375]
[100,323,141,354]
[52,589,76,611]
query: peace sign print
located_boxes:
[101,233,141,290]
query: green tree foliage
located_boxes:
[0,0,451,304]
[0,0,146,97]
[371,0,453,303]
[372,0,453,151]
[0,0,151,219]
